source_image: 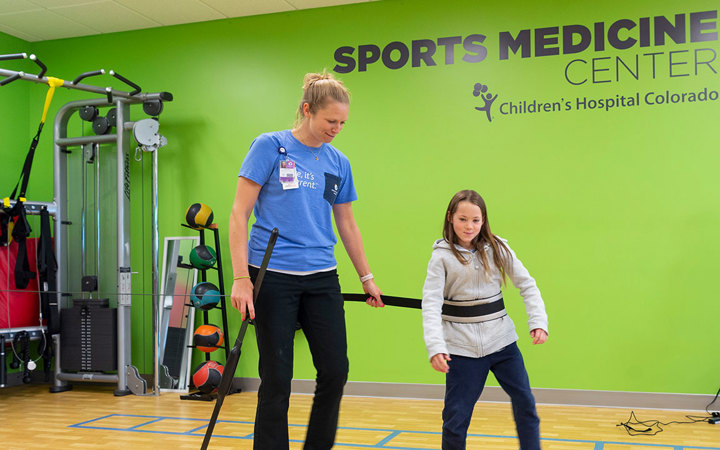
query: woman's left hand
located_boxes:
[530,328,548,345]
[363,279,384,308]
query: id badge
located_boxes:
[279,159,298,190]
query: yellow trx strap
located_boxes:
[41,76,64,124]
[2,69,65,247]
[8,76,65,202]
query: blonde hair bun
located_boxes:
[296,71,350,125]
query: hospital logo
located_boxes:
[473,82,498,122]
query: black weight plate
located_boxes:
[92,116,111,135]
[79,105,98,122]
[106,108,117,127]
[143,100,163,116]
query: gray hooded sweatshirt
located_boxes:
[422,238,548,359]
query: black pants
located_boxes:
[250,267,348,450]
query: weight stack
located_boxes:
[60,299,117,372]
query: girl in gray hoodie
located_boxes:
[422,189,548,450]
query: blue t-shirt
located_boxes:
[238,130,357,271]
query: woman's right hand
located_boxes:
[430,353,451,373]
[228,177,262,321]
[231,278,255,321]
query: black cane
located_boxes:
[200,227,278,449]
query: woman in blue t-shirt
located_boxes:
[229,72,383,450]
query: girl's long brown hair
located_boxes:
[442,190,512,283]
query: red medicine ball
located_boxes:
[193,324,224,352]
[192,360,224,394]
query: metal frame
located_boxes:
[52,97,136,394]
[1,58,171,395]
[158,236,199,393]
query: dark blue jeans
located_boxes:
[442,342,540,450]
[250,267,348,450]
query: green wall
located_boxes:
[1,32,31,189]
[2,0,719,395]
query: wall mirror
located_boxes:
[158,236,199,392]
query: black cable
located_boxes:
[705,384,720,416]
[617,410,712,436]
[1,287,199,298]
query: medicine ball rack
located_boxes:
[179,222,233,401]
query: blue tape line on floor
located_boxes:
[68,414,720,450]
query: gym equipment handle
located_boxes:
[29,54,47,78]
[0,53,27,61]
[72,69,105,85]
[0,72,22,87]
[110,70,141,96]
[0,53,47,81]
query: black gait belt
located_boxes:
[343,293,421,309]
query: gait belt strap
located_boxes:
[343,293,507,323]
[343,293,421,309]
[441,298,506,323]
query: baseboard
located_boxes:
[235,377,717,411]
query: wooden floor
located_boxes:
[1,383,718,449]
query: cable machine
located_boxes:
[1,53,172,395]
